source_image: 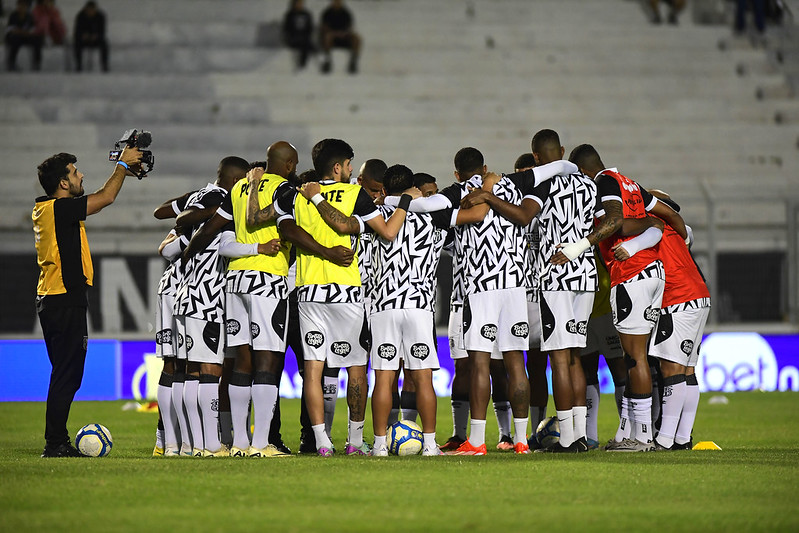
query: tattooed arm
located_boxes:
[550,199,623,265]
[246,167,280,230]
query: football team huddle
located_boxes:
[151,128,709,458]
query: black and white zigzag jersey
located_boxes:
[368,205,449,313]
[173,183,229,323]
[358,231,376,301]
[226,269,288,300]
[156,194,193,297]
[524,218,542,295]
[441,175,527,297]
[529,173,599,292]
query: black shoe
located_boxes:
[672,439,693,450]
[273,440,292,455]
[320,60,331,74]
[298,433,316,454]
[535,441,578,454]
[574,437,592,453]
[42,442,84,458]
[440,435,465,452]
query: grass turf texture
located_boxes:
[1,392,797,532]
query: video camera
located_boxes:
[108,129,154,179]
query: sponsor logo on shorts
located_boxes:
[663,386,673,398]
[377,343,397,360]
[251,322,260,339]
[185,335,194,351]
[566,320,588,336]
[410,343,430,360]
[305,331,324,348]
[177,333,184,348]
[156,329,172,345]
[680,339,694,355]
[643,306,660,323]
[511,322,529,338]
[331,341,352,357]
[481,324,498,341]
[226,319,241,335]
[210,398,219,412]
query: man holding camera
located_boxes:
[34,147,142,457]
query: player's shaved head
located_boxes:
[359,159,387,184]
[531,129,563,165]
[569,144,605,176]
[266,141,298,166]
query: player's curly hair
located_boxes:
[383,164,414,195]
[312,138,354,178]
[38,152,77,196]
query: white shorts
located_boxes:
[299,301,369,368]
[448,305,502,360]
[155,292,177,358]
[581,311,623,359]
[176,315,226,365]
[527,292,542,351]
[463,287,529,353]
[225,292,288,352]
[611,277,665,335]
[539,290,594,352]
[649,305,710,367]
[370,308,439,371]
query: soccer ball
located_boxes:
[75,424,113,457]
[535,416,560,449]
[387,419,423,456]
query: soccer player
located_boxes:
[615,190,709,450]
[365,164,452,456]
[34,147,142,458]
[152,190,198,457]
[173,156,250,457]
[562,144,688,452]
[461,131,597,453]
[294,138,416,456]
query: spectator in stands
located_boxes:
[73,1,108,72]
[282,0,315,71]
[649,0,685,25]
[5,0,43,71]
[735,0,767,38]
[319,0,361,74]
[33,0,67,45]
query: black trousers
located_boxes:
[39,305,88,447]
[5,33,43,70]
[74,39,109,71]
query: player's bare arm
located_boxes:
[549,199,622,265]
[153,191,192,219]
[365,187,421,240]
[454,203,490,225]
[649,198,688,240]
[462,191,539,227]
[181,212,228,262]
[257,239,282,256]
[245,167,279,230]
[619,215,664,237]
[86,147,143,215]
[298,181,361,235]
[278,218,354,267]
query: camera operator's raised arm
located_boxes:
[86,147,142,215]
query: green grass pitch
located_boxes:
[1,392,798,532]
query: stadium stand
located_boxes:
[1,0,797,322]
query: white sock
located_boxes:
[374,434,387,450]
[493,401,512,440]
[219,411,232,447]
[631,395,653,443]
[228,382,251,450]
[530,405,546,433]
[585,383,600,442]
[557,409,575,447]
[172,377,191,449]
[513,418,528,445]
[348,418,365,447]
[155,425,164,449]
[614,396,631,442]
[423,432,437,451]
[312,423,333,450]
[675,376,700,445]
[451,398,469,439]
[323,375,338,437]
[614,384,625,416]
[157,378,179,448]
[198,377,221,452]
[657,377,686,448]
[572,405,587,441]
[251,383,278,450]
[469,419,486,447]
[183,377,203,450]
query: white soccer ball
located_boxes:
[387,419,423,456]
[75,423,113,457]
[535,416,560,449]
